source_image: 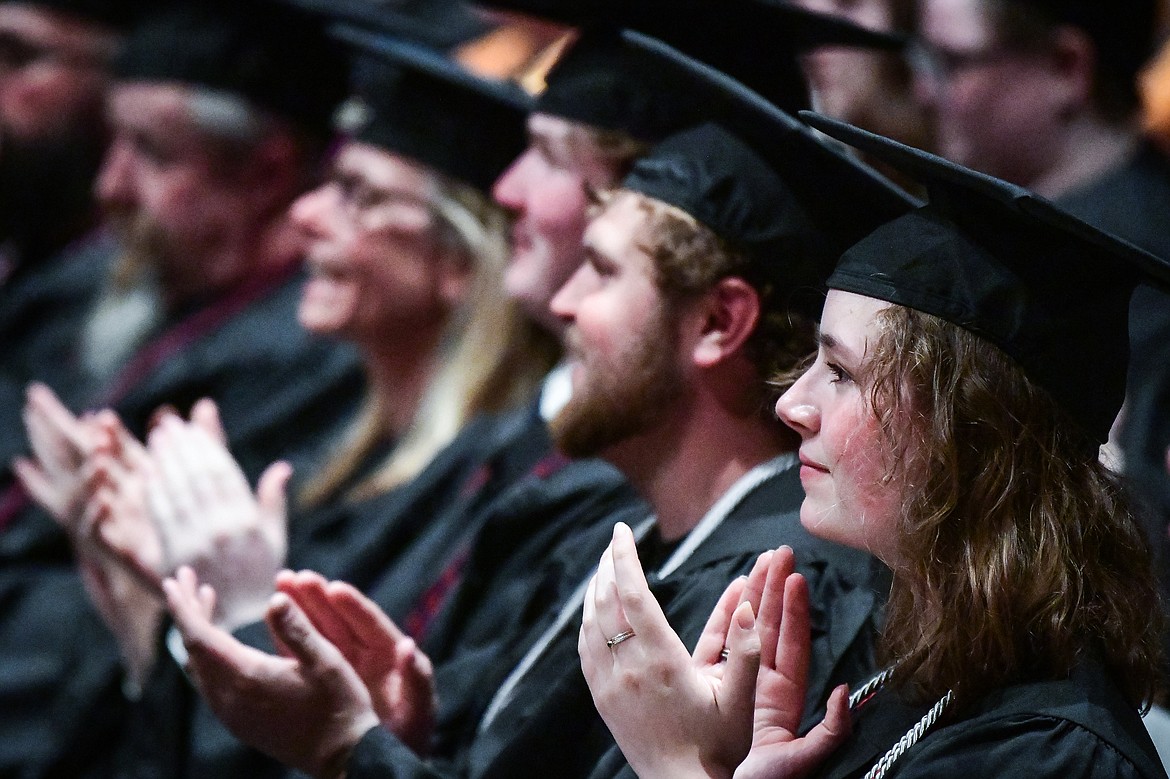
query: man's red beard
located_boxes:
[549,304,685,459]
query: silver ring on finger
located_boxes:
[605,630,636,649]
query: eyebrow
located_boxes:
[818,330,866,365]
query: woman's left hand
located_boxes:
[579,522,773,779]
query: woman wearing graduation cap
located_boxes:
[79,25,555,697]
[578,114,1169,778]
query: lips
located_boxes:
[799,452,829,474]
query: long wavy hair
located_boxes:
[299,170,559,507]
[866,304,1165,710]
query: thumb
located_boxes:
[190,398,227,445]
[256,461,292,531]
[266,591,342,672]
[795,684,852,769]
[720,600,762,731]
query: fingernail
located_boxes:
[735,602,756,629]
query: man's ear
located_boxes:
[1047,25,1097,113]
[691,276,760,368]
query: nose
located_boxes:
[775,373,819,436]
[491,148,532,213]
[289,183,339,238]
[548,261,591,326]
[94,138,136,209]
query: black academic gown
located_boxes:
[345,464,884,779]
[813,661,1168,779]
[0,230,116,471]
[0,267,364,779]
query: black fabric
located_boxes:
[1055,139,1170,673]
[333,27,532,194]
[802,111,1170,447]
[346,466,884,779]
[286,0,489,52]
[0,231,117,483]
[114,0,347,138]
[487,0,905,125]
[620,33,916,259]
[422,458,643,759]
[814,660,1167,778]
[0,564,130,779]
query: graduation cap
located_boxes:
[284,0,490,52]
[801,110,1170,445]
[329,24,532,193]
[617,35,917,309]
[478,0,904,139]
[3,0,144,29]
[113,0,348,138]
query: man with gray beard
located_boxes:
[0,3,364,776]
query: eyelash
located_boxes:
[827,362,852,384]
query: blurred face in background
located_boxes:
[95,81,271,304]
[492,112,625,335]
[793,0,902,121]
[0,5,118,246]
[0,3,114,142]
[294,141,468,348]
[914,0,1064,186]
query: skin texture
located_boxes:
[294,142,466,345]
[792,0,897,121]
[492,112,622,334]
[96,81,299,306]
[0,4,114,143]
[547,192,685,459]
[163,567,434,778]
[914,0,1073,188]
[774,290,906,568]
[578,525,851,779]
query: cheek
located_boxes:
[528,178,589,239]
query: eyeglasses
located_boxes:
[906,38,1021,84]
[0,30,108,72]
[328,172,434,230]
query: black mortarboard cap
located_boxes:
[479,0,903,138]
[284,0,490,52]
[1003,0,1158,88]
[4,0,143,29]
[619,35,917,308]
[113,0,347,138]
[802,111,1170,445]
[331,24,531,193]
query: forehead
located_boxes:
[107,81,196,132]
[335,142,432,194]
[583,192,654,265]
[820,289,891,355]
[920,0,997,47]
[0,4,102,44]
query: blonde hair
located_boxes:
[300,172,558,506]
